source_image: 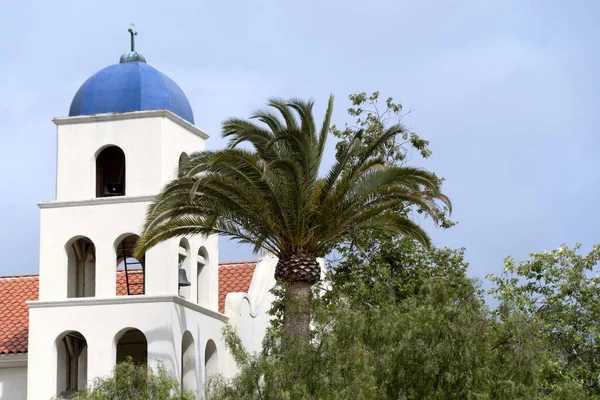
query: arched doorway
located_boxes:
[66,237,96,298]
[96,145,126,197]
[181,331,197,393]
[116,328,148,366]
[56,330,88,397]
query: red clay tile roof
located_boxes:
[218,261,257,313]
[0,275,38,355]
[116,269,144,296]
[0,261,257,355]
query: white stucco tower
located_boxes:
[26,40,227,399]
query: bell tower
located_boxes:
[27,30,225,399]
[43,108,217,302]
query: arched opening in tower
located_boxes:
[197,246,209,307]
[178,238,192,299]
[178,152,189,177]
[181,331,198,393]
[56,330,88,397]
[115,234,145,295]
[116,328,147,366]
[66,237,96,298]
[204,339,218,383]
[96,145,126,197]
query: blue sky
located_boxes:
[1,1,599,285]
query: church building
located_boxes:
[0,27,277,399]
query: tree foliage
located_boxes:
[331,91,453,229]
[209,239,590,399]
[332,91,430,165]
[60,359,195,400]
[489,244,600,397]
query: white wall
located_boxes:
[53,110,208,201]
[188,235,219,311]
[38,199,219,303]
[159,115,207,187]
[0,366,27,400]
[27,297,227,399]
[222,255,324,376]
[222,254,278,376]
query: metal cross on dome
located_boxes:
[128,24,137,52]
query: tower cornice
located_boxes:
[38,195,156,209]
[52,109,209,140]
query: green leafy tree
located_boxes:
[489,244,600,397]
[57,358,195,400]
[208,240,586,400]
[332,91,431,166]
[330,92,453,282]
[134,95,450,343]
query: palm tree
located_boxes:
[135,95,450,343]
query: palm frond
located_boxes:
[136,95,449,266]
[267,98,299,131]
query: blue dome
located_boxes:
[69,60,194,124]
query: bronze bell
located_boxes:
[178,264,191,287]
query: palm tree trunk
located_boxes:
[282,281,311,343]
[275,254,320,345]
